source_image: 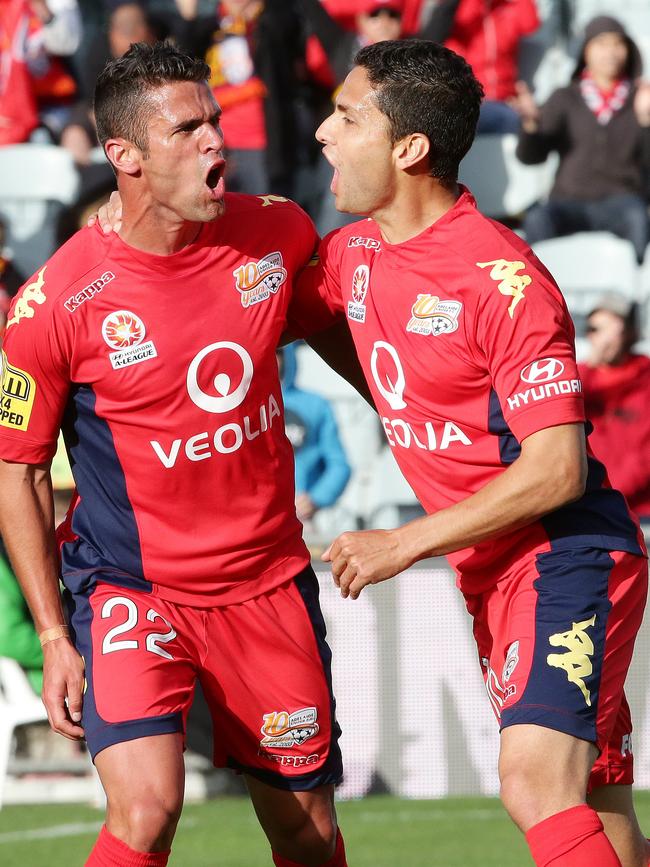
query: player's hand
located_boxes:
[510,81,539,132]
[322,528,411,600]
[296,492,317,521]
[41,638,85,740]
[87,190,123,234]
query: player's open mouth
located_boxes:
[205,161,226,198]
[330,168,340,195]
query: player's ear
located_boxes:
[104,138,142,176]
[394,133,430,172]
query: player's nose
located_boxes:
[316,114,334,146]
[200,121,224,153]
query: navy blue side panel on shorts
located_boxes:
[64,585,183,760]
[500,548,613,742]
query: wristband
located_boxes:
[39,624,70,647]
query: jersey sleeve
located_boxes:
[471,253,585,443]
[286,229,346,338]
[0,267,71,464]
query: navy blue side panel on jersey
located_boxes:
[500,547,613,741]
[64,587,182,760]
[228,565,343,791]
[488,392,642,555]
[488,389,521,464]
[60,384,150,594]
[541,455,643,555]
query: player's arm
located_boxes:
[304,321,375,408]
[324,422,586,598]
[0,458,85,738]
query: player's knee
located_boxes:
[108,793,182,850]
[272,813,338,865]
[499,764,554,832]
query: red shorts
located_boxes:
[65,566,342,790]
[465,547,647,791]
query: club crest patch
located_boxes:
[406,294,462,336]
[233,252,287,308]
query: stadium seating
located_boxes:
[0,657,48,810]
[531,233,642,354]
[0,144,79,279]
[459,134,558,220]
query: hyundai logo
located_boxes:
[520,358,565,384]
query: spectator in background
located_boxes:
[298,0,455,233]
[60,1,158,167]
[438,0,539,133]
[176,0,303,196]
[278,344,351,527]
[515,16,650,264]
[0,0,81,145]
[579,292,650,521]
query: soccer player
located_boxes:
[0,43,350,867]
[301,39,649,867]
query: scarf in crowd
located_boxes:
[580,70,631,125]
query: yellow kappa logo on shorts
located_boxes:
[0,351,36,431]
[546,615,596,706]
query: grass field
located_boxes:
[2,792,650,867]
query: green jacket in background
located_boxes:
[0,551,43,694]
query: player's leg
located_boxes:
[588,784,647,867]
[245,776,344,867]
[65,581,200,865]
[499,723,622,865]
[88,733,185,864]
[470,547,647,866]
[200,565,346,866]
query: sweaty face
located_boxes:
[137,81,226,224]
[316,66,396,217]
[584,31,629,81]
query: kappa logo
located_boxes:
[520,358,564,384]
[259,751,320,768]
[260,707,319,749]
[186,342,253,414]
[547,615,596,707]
[7,267,46,328]
[102,311,157,370]
[257,194,289,207]
[0,351,36,431]
[64,271,115,313]
[347,236,381,250]
[233,252,287,308]
[477,259,532,318]
[406,294,462,336]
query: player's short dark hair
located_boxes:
[94,41,211,156]
[354,39,484,182]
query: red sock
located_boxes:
[525,805,621,866]
[272,828,347,867]
[86,825,170,867]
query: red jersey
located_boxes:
[0,194,319,606]
[294,189,643,592]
